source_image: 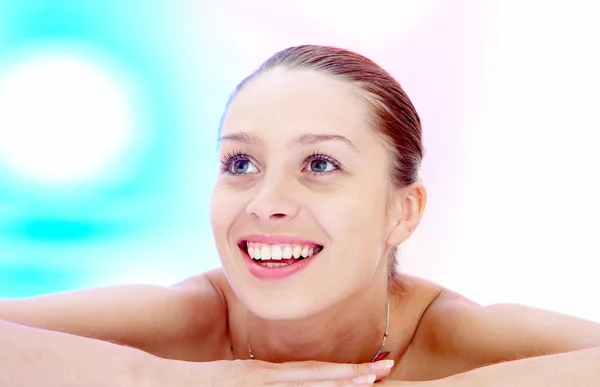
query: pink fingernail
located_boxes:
[351,374,376,384]
[370,359,394,370]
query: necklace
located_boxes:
[247,298,391,363]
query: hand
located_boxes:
[376,379,448,386]
[147,357,395,386]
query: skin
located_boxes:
[2,66,600,385]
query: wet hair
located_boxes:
[223,45,423,283]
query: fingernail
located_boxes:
[351,374,376,384]
[370,359,394,370]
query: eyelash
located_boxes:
[303,150,343,176]
[220,149,250,175]
[219,149,343,176]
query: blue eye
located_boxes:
[304,153,341,175]
[221,152,259,175]
[309,158,335,173]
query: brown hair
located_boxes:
[224,45,423,281]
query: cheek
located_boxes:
[314,184,389,244]
[315,193,389,288]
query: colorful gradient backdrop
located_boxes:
[1,1,599,322]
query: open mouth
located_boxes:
[239,241,324,268]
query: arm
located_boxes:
[0,318,156,387]
[445,345,600,386]
[0,271,228,385]
[391,292,600,385]
[380,346,600,386]
[0,271,228,360]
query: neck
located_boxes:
[245,279,391,364]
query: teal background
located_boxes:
[0,1,227,297]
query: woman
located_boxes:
[1,45,600,386]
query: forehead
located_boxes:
[221,68,373,140]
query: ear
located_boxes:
[386,182,427,247]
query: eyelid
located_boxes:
[305,152,341,165]
[220,150,260,175]
[302,152,344,175]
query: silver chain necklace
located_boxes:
[247,298,391,363]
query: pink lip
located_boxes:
[239,234,323,247]
[241,246,319,280]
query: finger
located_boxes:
[267,360,394,383]
[269,378,375,387]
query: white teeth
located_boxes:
[301,246,309,258]
[246,242,322,261]
[282,245,292,259]
[271,245,282,260]
[261,246,271,260]
[292,245,302,258]
[262,262,291,268]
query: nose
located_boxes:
[245,174,300,223]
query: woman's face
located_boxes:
[210,68,398,320]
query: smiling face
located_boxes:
[210,68,401,320]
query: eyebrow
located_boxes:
[218,131,359,152]
[218,132,259,145]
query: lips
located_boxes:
[239,240,322,279]
[237,236,324,277]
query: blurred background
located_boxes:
[1,1,599,322]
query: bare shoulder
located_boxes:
[393,274,445,300]
[390,274,445,323]
[0,269,230,361]
[202,267,244,314]
[402,283,600,380]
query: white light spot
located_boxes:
[0,54,135,185]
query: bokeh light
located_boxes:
[0,52,135,185]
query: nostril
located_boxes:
[270,213,287,219]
